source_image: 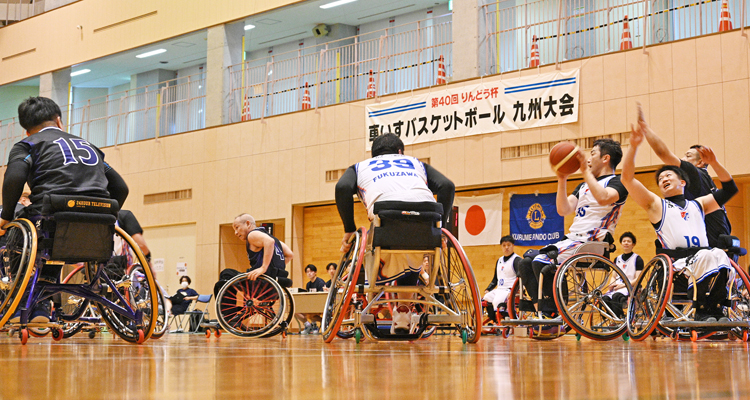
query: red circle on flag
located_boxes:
[465,205,486,236]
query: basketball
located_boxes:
[549,141,580,175]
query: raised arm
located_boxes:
[636,103,681,167]
[555,173,578,216]
[622,123,662,223]
[577,150,621,205]
[695,146,738,215]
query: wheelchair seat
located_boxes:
[372,201,443,250]
[38,194,120,262]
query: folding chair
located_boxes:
[169,294,212,333]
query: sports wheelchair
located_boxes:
[626,235,750,342]
[214,272,295,338]
[0,195,159,344]
[503,239,633,341]
[321,201,483,344]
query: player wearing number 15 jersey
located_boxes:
[0,97,129,231]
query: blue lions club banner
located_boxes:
[509,193,564,246]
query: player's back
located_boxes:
[11,127,110,204]
[355,154,434,218]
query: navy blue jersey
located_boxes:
[246,228,288,278]
[8,127,110,205]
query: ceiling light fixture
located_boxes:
[70,69,91,77]
[244,24,255,30]
[320,0,356,9]
[136,49,167,58]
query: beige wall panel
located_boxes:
[0,0,303,85]
[625,50,649,97]
[302,204,369,274]
[482,132,503,183]
[603,98,627,135]
[521,128,541,146]
[144,223,197,301]
[720,33,749,82]
[580,56,604,104]
[445,138,466,186]
[722,80,750,173]
[697,83,725,160]
[672,39,698,90]
[695,35,724,86]
[603,52,627,101]
[464,135,484,186]
[648,43,673,93]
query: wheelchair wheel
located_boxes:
[554,253,631,341]
[215,273,286,337]
[96,227,159,344]
[127,265,168,340]
[0,219,37,327]
[260,285,295,338]
[627,255,672,341]
[60,264,92,338]
[322,228,366,343]
[438,229,482,343]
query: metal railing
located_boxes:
[1,0,76,27]
[481,0,748,75]
[228,14,453,122]
[0,72,205,165]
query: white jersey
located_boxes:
[615,252,640,283]
[567,175,625,242]
[355,154,435,219]
[493,254,519,289]
[655,199,708,250]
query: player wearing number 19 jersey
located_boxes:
[1,97,128,227]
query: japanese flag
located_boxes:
[454,193,503,246]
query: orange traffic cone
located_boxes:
[620,15,633,50]
[529,35,540,68]
[301,82,311,110]
[436,55,446,85]
[241,95,251,121]
[719,0,733,32]
[366,70,376,98]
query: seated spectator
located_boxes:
[170,275,199,315]
[296,264,325,334]
[324,262,337,291]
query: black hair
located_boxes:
[180,275,192,285]
[371,133,404,157]
[689,144,702,150]
[655,165,690,187]
[500,235,515,244]
[18,97,62,131]
[593,138,623,170]
[305,264,317,273]
[619,231,636,245]
[326,262,337,271]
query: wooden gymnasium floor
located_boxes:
[0,331,748,400]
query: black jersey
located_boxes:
[679,160,731,247]
[118,210,143,236]
[246,228,288,278]
[8,127,111,206]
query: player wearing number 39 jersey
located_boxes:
[1,97,129,231]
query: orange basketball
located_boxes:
[549,142,580,175]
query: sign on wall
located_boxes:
[365,69,580,149]
[509,193,564,246]
[153,258,165,272]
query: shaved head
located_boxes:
[234,213,256,226]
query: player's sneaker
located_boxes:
[409,312,423,334]
[301,321,313,335]
[391,305,412,334]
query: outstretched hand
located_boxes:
[697,145,717,166]
[630,123,645,148]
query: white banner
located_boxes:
[454,193,503,247]
[365,69,579,150]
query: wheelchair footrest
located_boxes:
[364,324,426,340]
[660,320,750,329]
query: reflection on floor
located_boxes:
[0,332,748,399]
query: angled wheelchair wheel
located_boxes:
[216,273,286,337]
[627,255,672,341]
[260,285,295,338]
[554,253,631,341]
[0,219,37,327]
[96,227,159,344]
[60,264,93,338]
[127,265,168,340]
[438,229,482,343]
[322,228,366,343]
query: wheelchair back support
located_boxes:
[39,194,119,262]
[372,201,443,250]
